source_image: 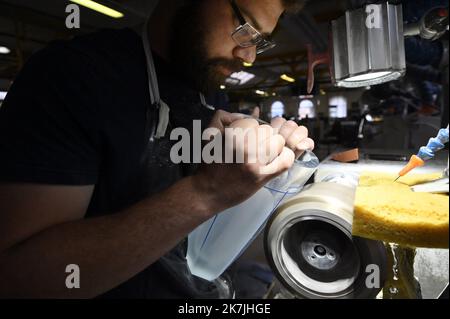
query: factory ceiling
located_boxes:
[0,0,358,93]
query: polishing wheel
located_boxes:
[264,182,387,299]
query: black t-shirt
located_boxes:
[0,28,220,298]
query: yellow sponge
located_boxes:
[353,172,449,248]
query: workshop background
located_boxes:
[0,0,448,157]
[0,0,448,299]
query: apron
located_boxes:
[137,21,231,299]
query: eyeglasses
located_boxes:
[229,0,277,55]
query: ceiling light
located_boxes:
[255,90,266,96]
[365,114,374,122]
[226,71,255,85]
[331,3,405,88]
[225,78,240,86]
[0,46,11,54]
[280,74,296,83]
[220,85,226,90]
[70,0,124,18]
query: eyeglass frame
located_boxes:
[229,0,277,55]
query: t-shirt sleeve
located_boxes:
[0,43,102,185]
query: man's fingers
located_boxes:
[257,134,285,165]
[296,137,315,152]
[294,138,315,159]
[230,118,260,130]
[221,112,247,127]
[245,124,274,164]
[228,120,266,163]
[286,126,308,150]
[279,121,299,141]
[259,147,295,176]
[271,117,286,131]
[210,110,246,132]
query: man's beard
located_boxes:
[170,2,242,94]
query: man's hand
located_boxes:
[192,111,314,213]
[0,109,315,298]
[271,117,315,159]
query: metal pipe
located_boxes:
[404,22,421,37]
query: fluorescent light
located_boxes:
[243,62,253,67]
[337,71,402,88]
[0,46,11,54]
[280,74,295,83]
[226,71,255,85]
[225,78,240,86]
[0,91,7,100]
[343,71,393,83]
[70,0,124,18]
[255,90,266,96]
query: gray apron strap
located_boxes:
[199,93,216,111]
[142,19,170,140]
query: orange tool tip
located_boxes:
[398,155,425,177]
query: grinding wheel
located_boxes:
[264,182,387,299]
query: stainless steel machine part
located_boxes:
[264,182,387,299]
[331,3,406,88]
[404,7,449,41]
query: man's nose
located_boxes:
[232,46,257,65]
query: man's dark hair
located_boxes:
[282,0,307,13]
